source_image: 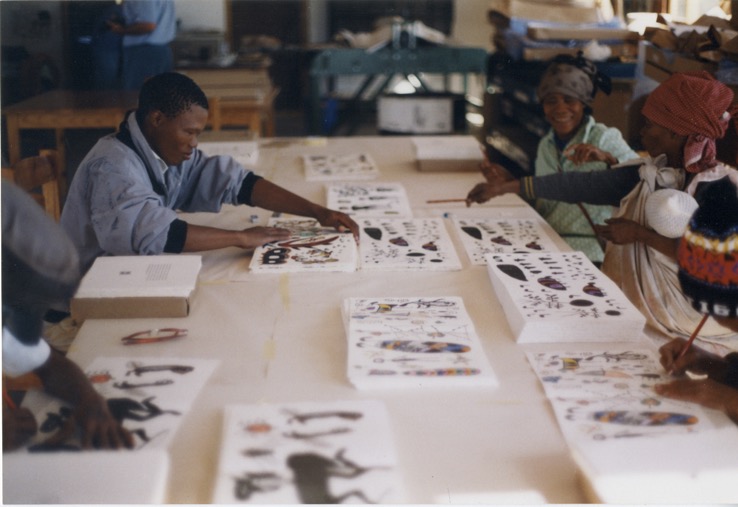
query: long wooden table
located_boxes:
[9,136,650,503]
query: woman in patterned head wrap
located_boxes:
[479,53,638,263]
[468,72,738,350]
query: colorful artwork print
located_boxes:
[304,153,380,181]
[485,252,645,343]
[525,350,671,397]
[453,218,561,264]
[525,350,718,442]
[359,218,461,271]
[343,297,498,389]
[22,357,218,451]
[211,400,404,504]
[326,182,412,218]
[249,218,358,273]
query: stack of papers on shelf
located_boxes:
[211,400,405,503]
[359,217,462,271]
[342,296,498,389]
[304,153,380,181]
[249,217,358,273]
[526,349,738,503]
[485,251,645,343]
[71,255,202,320]
[413,136,484,172]
[326,182,412,218]
[526,22,638,41]
[452,217,561,265]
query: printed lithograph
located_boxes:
[525,349,728,442]
[343,297,498,389]
[304,153,380,181]
[211,400,403,503]
[326,182,412,218]
[249,218,358,273]
[452,217,561,265]
[359,218,462,271]
[20,356,218,451]
[485,251,645,343]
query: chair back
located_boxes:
[1,151,63,221]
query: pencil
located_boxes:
[426,198,467,204]
[676,313,709,361]
[3,387,17,410]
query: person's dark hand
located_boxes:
[3,405,38,451]
[235,226,291,249]
[480,160,514,184]
[659,338,727,378]
[39,394,134,450]
[655,378,738,423]
[314,208,360,243]
[466,179,521,207]
[594,217,643,245]
[74,394,134,449]
[564,143,618,166]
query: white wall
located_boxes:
[173,0,226,31]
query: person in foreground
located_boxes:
[467,71,738,344]
[480,53,638,263]
[61,72,359,277]
[655,176,738,423]
[2,181,133,451]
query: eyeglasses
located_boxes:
[121,328,188,345]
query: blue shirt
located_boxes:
[121,0,176,47]
[61,113,255,275]
[534,115,638,262]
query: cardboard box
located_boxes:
[488,0,615,24]
[413,135,484,172]
[644,42,718,79]
[71,255,202,321]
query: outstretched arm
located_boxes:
[249,179,359,241]
[35,351,134,449]
[595,218,679,259]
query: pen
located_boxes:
[675,313,709,361]
[426,199,466,204]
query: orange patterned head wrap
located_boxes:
[642,71,736,173]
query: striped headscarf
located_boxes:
[678,175,738,318]
[642,71,736,173]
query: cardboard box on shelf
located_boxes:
[71,255,202,321]
[488,0,615,24]
[643,42,718,81]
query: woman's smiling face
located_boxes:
[541,93,585,142]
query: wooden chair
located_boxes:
[1,150,64,221]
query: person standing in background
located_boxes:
[108,0,176,90]
[91,2,124,89]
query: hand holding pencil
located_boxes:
[657,333,728,379]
